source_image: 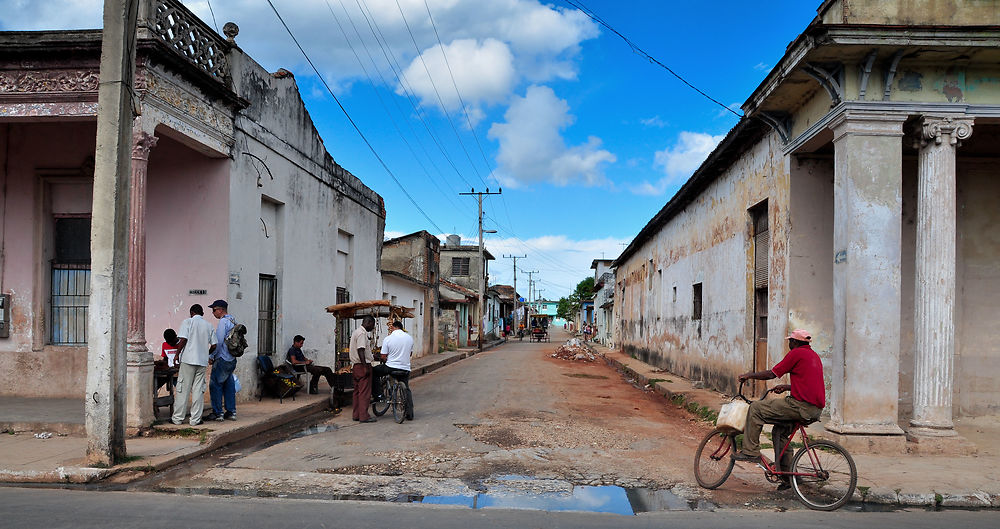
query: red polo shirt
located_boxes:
[771,344,825,409]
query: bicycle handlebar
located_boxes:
[737,379,777,403]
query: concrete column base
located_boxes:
[816,426,908,455]
[126,350,155,429]
[906,428,977,455]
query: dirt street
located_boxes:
[151,327,784,508]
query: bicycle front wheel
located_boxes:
[372,376,391,416]
[790,440,857,511]
[391,382,406,424]
[694,428,736,489]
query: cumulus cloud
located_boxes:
[640,115,666,128]
[398,38,515,123]
[630,131,724,196]
[488,85,615,188]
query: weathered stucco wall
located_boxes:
[226,49,385,398]
[144,134,230,358]
[381,274,428,358]
[617,132,789,395]
[955,158,1000,416]
[819,0,1000,26]
[0,121,97,398]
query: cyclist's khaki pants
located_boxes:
[742,395,821,467]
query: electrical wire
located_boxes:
[264,0,444,234]
[562,0,742,118]
[205,0,221,34]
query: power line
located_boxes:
[264,0,444,234]
[562,0,742,118]
[393,0,489,187]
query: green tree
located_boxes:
[557,277,596,321]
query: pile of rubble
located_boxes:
[550,338,597,362]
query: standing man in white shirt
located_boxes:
[171,304,217,426]
[373,319,415,419]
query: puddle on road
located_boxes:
[413,485,715,515]
[290,425,338,439]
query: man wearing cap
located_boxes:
[207,299,238,422]
[733,329,825,490]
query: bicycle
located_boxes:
[371,369,413,424]
[693,381,858,511]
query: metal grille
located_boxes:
[451,257,470,276]
[50,265,90,345]
[258,275,277,356]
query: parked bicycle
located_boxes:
[694,381,858,510]
[371,369,413,424]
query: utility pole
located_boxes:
[460,188,501,351]
[87,0,139,465]
[503,254,526,332]
[536,289,545,314]
[525,270,539,317]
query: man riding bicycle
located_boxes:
[733,328,825,491]
[373,319,414,418]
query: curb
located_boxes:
[2,343,499,484]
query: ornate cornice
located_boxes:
[0,69,99,93]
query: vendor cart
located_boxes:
[325,300,414,408]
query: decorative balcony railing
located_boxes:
[144,0,229,82]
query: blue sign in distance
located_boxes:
[518,297,525,302]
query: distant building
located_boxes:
[439,234,494,344]
[380,230,441,359]
[591,259,615,346]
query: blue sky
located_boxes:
[0,0,817,298]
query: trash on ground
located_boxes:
[551,339,597,362]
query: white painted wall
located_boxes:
[381,274,427,358]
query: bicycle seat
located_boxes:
[387,368,410,379]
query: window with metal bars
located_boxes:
[258,275,277,356]
[335,287,351,356]
[451,257,470,276]
[750,201,769,289]
[50,217,91,345]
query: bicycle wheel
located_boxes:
[391,382,406,424]
[790,440,857,511]
[372,376,391,417]
[694,428,736,489]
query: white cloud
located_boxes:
[630,131,724,196]
[488,85,615,187]
[754,62,770,71]
[398,38,515,123]
[0,0,101,30]
[640,115,666,128]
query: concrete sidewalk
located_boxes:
[0,342,500,484]
[591,340,1000,508]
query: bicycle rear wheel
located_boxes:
[391,382,406,424]
[790,440,857,511]
[694,428,736,489]
[372,376,391,416]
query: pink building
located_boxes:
[0,0,385,427]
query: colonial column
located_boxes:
[910,116,972,437]
[125,126,158,429]
[826,111,907,445]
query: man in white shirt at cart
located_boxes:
[171,304,217,426]
[373,319,415,419]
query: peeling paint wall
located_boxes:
[820,0,1000,26]
[617,132,789,395]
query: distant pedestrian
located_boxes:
[171,304,216,426]
[350,315,377,423]
[207,299,238,422]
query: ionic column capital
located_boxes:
[917,116,974,148]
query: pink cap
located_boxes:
[786,329,811,342]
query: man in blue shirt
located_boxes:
[207,299,238,421]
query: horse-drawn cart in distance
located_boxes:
[528,313,550,342]
[324,300,414,407]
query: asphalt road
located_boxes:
[1,486,997,529]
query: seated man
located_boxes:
[733,329,825,491]
[372,320,414,410]
[286,335,336,395]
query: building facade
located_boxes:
[614,0,1000,452]
[380,230,441,359]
